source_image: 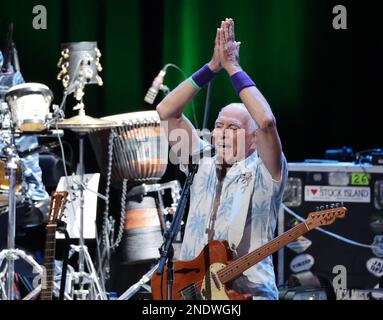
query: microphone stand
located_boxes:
[202,81,213,130]
[156,158,199,300]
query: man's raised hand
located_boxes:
[208,21,224,73]
[219,19,241,75]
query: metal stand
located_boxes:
[67,133,107,300]
[0,137,42,300]
[117,264,158,300]
[156,162,199,300]
[22,262,73,300]
[68,243,106,300]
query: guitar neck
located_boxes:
[218,222,309,284]
[40,224,57,300]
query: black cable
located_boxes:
[57,224,69,300]
[202,81,213,130]
[354,148,383,184]
[164,63,199,129]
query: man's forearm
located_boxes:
[239,86,276,129]
[227,64,275,129]
[157,64,218,120]
[156,80,199,120]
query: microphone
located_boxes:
[144,67,168,104]
[19,141,60,158]
[39,129,65,138]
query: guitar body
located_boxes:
[151,240,249,300]
[151,206,347,300]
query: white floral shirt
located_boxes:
[179,142,288,299]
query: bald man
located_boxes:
[156,19,287,300]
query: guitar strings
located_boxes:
[177,223,306,297]
[218,224,307,283]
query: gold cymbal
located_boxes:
[55,114,117,132]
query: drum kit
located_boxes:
[0,41,180,300]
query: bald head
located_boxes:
[218,103,257,134]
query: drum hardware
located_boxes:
[20,241,75,301]
[0,248,44,300]
[117,263,158,300]
[92,128,118,285]
[53,42,108,300]
[0,128,42,300]
[54,130,108,300]
[0,90,60,299]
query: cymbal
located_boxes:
[55,114,117,132]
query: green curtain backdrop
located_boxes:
[1,0,379,161]
[1,0,307,120]
[162,0,307,131]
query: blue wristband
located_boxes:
[230,71,256,95]
[189,64,217,89]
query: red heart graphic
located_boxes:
[311,188,318,195]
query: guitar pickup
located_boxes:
[212,272,221,290]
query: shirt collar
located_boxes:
[213,150,259,176]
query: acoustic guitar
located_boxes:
[151,205,347,300]
[40,191,68,300]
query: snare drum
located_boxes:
[5,83,53,132]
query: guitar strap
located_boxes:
[227,153,259,252]
[206,178,223,241]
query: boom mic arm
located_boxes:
[1,23,14,73]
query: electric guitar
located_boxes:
[151,205,347,300]
[40,191,68,300]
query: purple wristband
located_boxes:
[230,71,256,95]
[191,64,216,89]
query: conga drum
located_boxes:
[89,111,168,264]
[121,195,163,264]
[89,111,168,187]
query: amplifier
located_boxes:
[277,161,383,298]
